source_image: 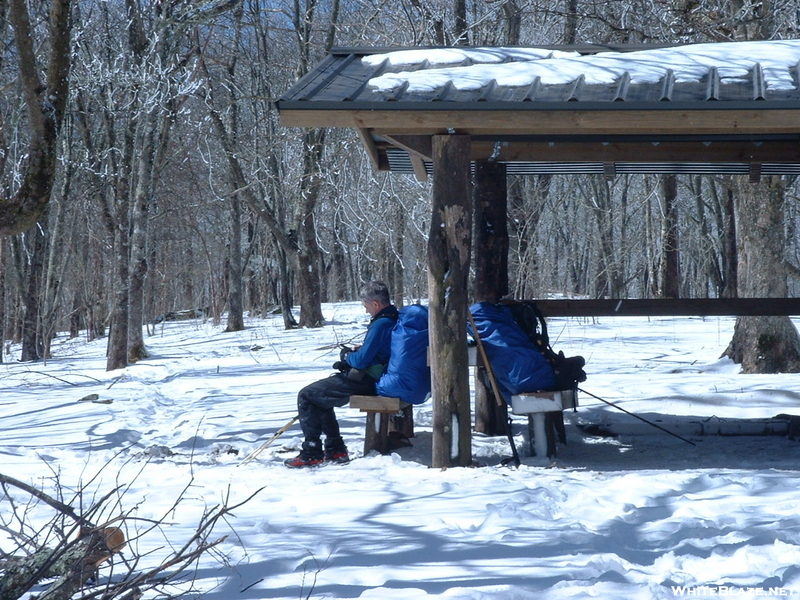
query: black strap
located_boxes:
[502,416,521,467]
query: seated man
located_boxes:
[285,281,398,468]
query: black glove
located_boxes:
[339,346,353,361]
[332,361,349,372]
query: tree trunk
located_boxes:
[454,0,468,44]
[277,243,298,329]
[564,0,579,43]
[0,239,5,363]
[429,134,473,468]
[107,218,130,371]
[294,129,326,328]
[330,219,349,302]
[509,175,550,298]
[296,238,324,327]
[40,149,74,359]
[721,186,738,298]
[127,112,160,362]
[226,195,245,332]
[723,176,800,373]
[1,0,73,237]
[502,0,521,44]
[660,174,680,298]
[20,223,47,362]
[473,160,510,436]
[388,196,406,307]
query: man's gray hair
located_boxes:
[359,281,390,305]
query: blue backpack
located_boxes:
[376,304,431,404]
[468,302,556,404]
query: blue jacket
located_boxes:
[346,305,399,379]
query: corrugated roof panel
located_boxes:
[477,80,498,102]
[752,63,766,100]
[296,53,360,101]
[614,72,631,101]
[280,44,800,175]
[281,46,800,107]
[659,70,676,101]
[705,67,721,101]
[283,44,800,106]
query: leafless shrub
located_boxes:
[0,468,261,599]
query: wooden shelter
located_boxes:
[277,42,800,467]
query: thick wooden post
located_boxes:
[473,161,510,435]
[429,134,473,468]
[473,161,509,303]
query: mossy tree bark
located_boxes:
[429,134,473,468]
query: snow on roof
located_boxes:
[365,40,800,93]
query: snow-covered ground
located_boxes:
[2,303,800,599]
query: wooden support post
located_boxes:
[473,160,510,436]
[429,134,473,468]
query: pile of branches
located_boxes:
[0,472,259,599]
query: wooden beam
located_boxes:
[749,162,762,183]
[381,134,432,180]
[357,128,381,171]
[410,155,429,181]
[469,140,800,164]
[429,134,473,468]
[281,108,800,136]
[381,134,433,161]
[532,298,800,317]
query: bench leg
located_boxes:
[528,412,561,459]
[389,404,414,439]
[528,413,547,458]
[364,412,391,455]
[551,411,567,445]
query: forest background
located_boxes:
[3,0,800,370]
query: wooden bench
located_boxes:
[510,390,578,459]
[349,395,413,455]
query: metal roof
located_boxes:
[277,44,800,178]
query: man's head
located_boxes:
[359,281,391,317]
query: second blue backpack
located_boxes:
[376,304,431,405]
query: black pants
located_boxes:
[297,372,376,452]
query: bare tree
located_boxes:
[0,0,73,237]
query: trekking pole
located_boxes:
[239,415,299,466]
[468,313,504,409]
[577,387,696,446]
[468,312,521,467]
